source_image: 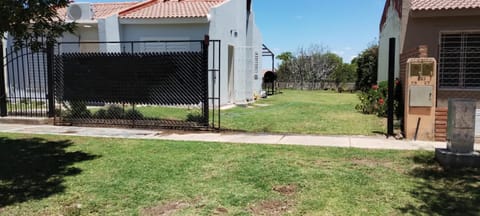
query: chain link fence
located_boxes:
[53,39,220,130]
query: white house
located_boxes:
[5,0,264,106]
[377,0,401,82]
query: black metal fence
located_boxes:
[53,38,221,130]
[1,40,53,117]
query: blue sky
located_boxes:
[87,0,385,63]
[253,0,385,63]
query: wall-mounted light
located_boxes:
[83,24,92,28]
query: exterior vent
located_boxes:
[67,3,93,21]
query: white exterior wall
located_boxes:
[99,15,122,52]
[249,12,264,97]
[209,0,263,104]
[121,24,208,42]
[378,2,401,82]
[120,23,208,53]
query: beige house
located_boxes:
[379,0,480,140]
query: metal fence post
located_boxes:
[46,43,55,117]
[388,38,396,136]
[0,42,7,116]
[202,35,210,126]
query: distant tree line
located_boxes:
[275,44,378,92]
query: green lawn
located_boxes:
[84,90,384,135]
[221,90,385,135]
[1,133,478,215]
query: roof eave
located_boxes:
[411,8,480,18]
[119,17,210,24]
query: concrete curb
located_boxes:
[1,123,472,151]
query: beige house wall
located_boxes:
[401,11,480,107]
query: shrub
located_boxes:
[186,111,205,123]
[355,80,401,117]
[93,109,107,119]
[106,105,125,119]
[125,109,144,120]
[65,101,91,118]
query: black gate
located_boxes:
[0,40,53,117]
[53,38,220,129]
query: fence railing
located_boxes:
[53,39,221,130]
[1,39,52,117]
[275,82,356,91]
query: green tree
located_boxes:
[275,47,347,90]
[276,52,295,82]
[330,62,356,89]
[0,0,75,49]
[355,44,378,91]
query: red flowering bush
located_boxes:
[378,98,384,105]
[355,81,400,117]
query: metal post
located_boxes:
[0,42,7,116]
[202,35,210,126]
[387,38,395,136]
[46,43,55,117]
[218,40,221,130]
[272,55,275,95]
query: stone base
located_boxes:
[0,117,53,125]
[435,148,480,169]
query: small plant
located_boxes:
[65,101,92,118]
[186,111,205,123]
[106,105,125,119]
[125,109,144,120]
[93,109,107,119]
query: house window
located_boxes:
[439,33,480,89]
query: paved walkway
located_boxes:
[2,123,478,151]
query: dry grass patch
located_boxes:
[141,200,190,216]
[250,200,294,216]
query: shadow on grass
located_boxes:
[0,137,98,207]
[399,152,480,216]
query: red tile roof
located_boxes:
[93,2,138,18]
[411,0,480,11]
[119,0,224,19]
[57,2,137,20]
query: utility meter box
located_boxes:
[447,99,476,153]
[404,58,437,141]
[409,86,433,107]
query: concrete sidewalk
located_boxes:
[1,123,476,151]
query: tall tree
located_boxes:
[355,44,379,91]
[275,45,349,90]
[330,62,356,89]
[0,0,75,49]
[276,52,295,82]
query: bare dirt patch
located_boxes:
[213,207,229,215]
[272,184,298,196]
[250,200,293,216]
[141,201,190,216]
[350,158,387,168]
